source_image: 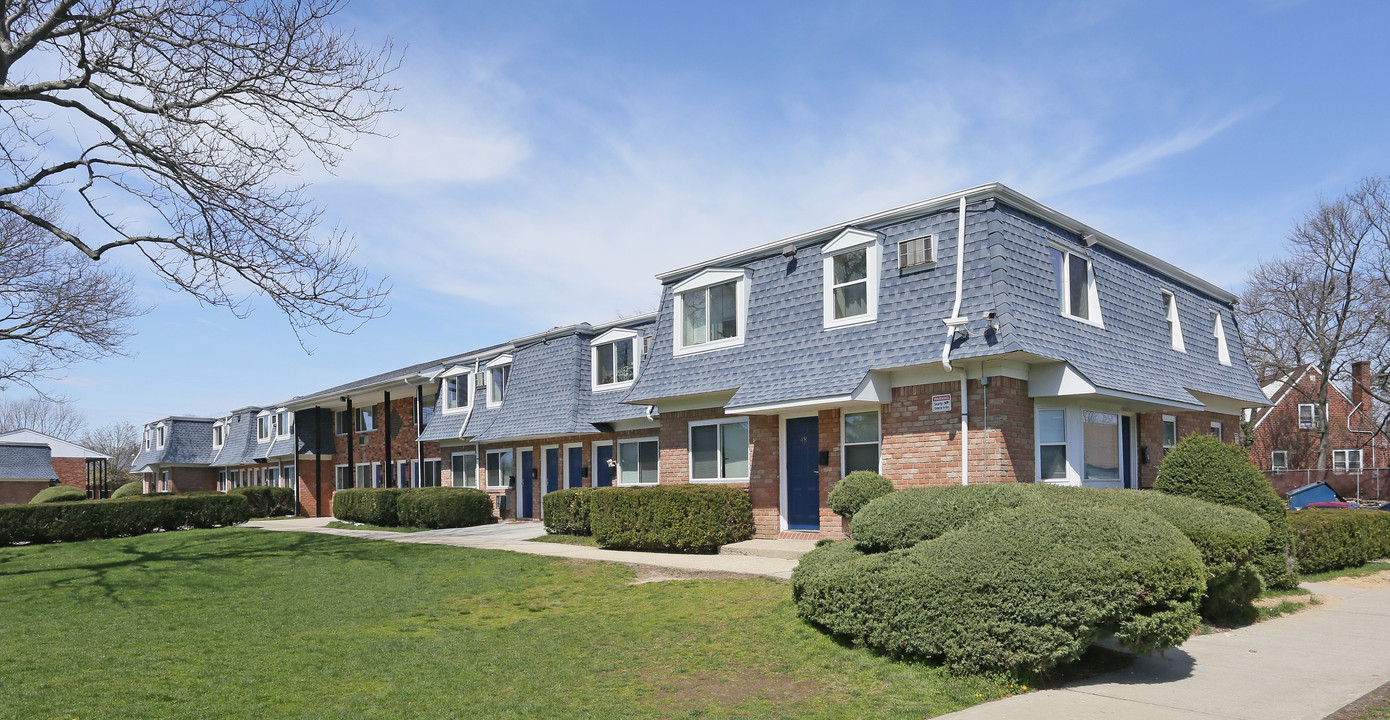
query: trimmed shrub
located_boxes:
[396,487,493,529]
[589,485,754,552]
[542,488,593,535]
[1156,434,1298,589]
[228,486,296,517]
[332,488,402,526]
[1290,509,1390,574]
[827,471,895,520]
[29,485,87,504]
[793,503,1206,674]
[110,481,143,499]
[850,483,1046,551]
[0,493,250,545]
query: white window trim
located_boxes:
[1161,414,1178,450]
[1297,403,1325,429]
[451,450,478,488]
[1333,449,1363,472]
[1035,406,1072,483]
[688,416,751,483]
[840,408,882,476]
[421,457,441,487]
[590,327,641,392]
[1162,290,1186,352]
[1213,312,1231,365]
[1271,450,1288,471]
[275,409,292,438]
[156,424,166,449]
[591,440,615,485]
[485,354,513,409]
[212,422,225,449]
[1210,421,1223,442]
[822,228,882,330]
[671,268,750,357]
[486,448,514,489]
[1051,245,1105,328]
[332,463,349,491]
[616,436,660,486]
[441,372,473,414]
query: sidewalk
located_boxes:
[243,517,800,580]
[941,580,1390,720]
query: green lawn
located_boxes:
[324,520,427,533]
[0,529,1011,719]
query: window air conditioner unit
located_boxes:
[475,373,487,389]
[898,235,934,270]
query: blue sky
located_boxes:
[24,0,1390,429]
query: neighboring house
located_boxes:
[128,183,1269,540]
[1247,361,1390,500]
[0,443,59,505]
[0,429,111,504]
[627,183,1267,538]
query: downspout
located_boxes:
[415,383,425,487]
[384,390,393,488]
[940,195,971,485]
[313,405,322,518]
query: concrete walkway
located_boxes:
[244,517,800,580]
[941,580,1390,720]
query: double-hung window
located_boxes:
[156,425,166,449]
[672,268,747,355]
[1161,415,1178,451]
[486,450,514,488]
[1037,409,1068,481]
[442,372,470,413]
[355,463,372,489]
[213,423,224,448]
[257,414,270,441]
[276,410,292,437]
[1271,450,1289,471]
[1297,403,1325,430]
[1050,247,1102,325]
[822,227,881,328]
[356,407,376,432]
[690,418,750,482]
[616,438,659,485]
[452,451,478,488]
[335,465,352,491]
[485,355,513,408]
[842,410,881,474]
[1209,421,1223,442]
[335,410,351,435]
[592,329,639,390]
[1333,449,1363,472]
[1162,291,1185,351]
[420,458,441,487]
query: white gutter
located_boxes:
[938,196,971,486]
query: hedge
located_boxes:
[0,494,250,545]
[793,503,1206,674]
[848,483,1269,621]
[396,487,493,529]
[1290,509,1390,574]
[228,486,296,517]
[589,485,754,552]
[826,471,895,520]
[110,481,143,498]
[542,488,592,535]
[1156,434,1298,589]
[29,485,87,504]
[333,488,403,526]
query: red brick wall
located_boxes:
[332,396,441,483]
[52,457,88,489]
[881,377,1033,487]
[1136,410,1242,487]
[1247,367,1390,473]
[0,481,50,505]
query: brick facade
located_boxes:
[881,377,1034,488]
[1134,410,1243,488]
[0,481,51,505]
[1247,365,1390,474]
[303,395,444,517]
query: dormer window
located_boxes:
[212,423,225,448]
[143,427,151,451]
[1162,290,1185,352]
[1050,246,1103,326]
[486,354,513,407]
[823,227,881,329]
[1213,312,1231,365]
[156,424,166,449]
[591,328,640,391]
[276,410,292,438]
[257,413,271,441]
[440,366,472,414]
[672,268,748,356]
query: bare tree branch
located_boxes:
[0,393,86,438]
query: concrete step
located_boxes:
[719,538,818,560]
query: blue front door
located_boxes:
[567,446,584,488]
[545,448,560,495]
[786,416,820,531]
[520,450,534,518]
[594,445,613,487]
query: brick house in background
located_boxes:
[1247,362,1390,501]
[0,429,111,504]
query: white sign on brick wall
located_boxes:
[932,394,952,412]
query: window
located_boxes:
[156,425,166,449]
[1083,411,1120,481]
[592,330,638,390]
[896,234,935,270]
[334,410,350,435]
[1209,421,1223,442]
[283,465,296,490]
[1162,291,1185,351]
[335,465,352,491]
[1298,403,1325,430]
[443,374,470,412]
[355,406,376,432]
[843,410,880,474]
[159,470,170,492]
[276,410,292,437]
[213,424,224,448]
[265,466,279,487]
[395,460,412,488]
[143,427,150,451]
[1037,409,1068,481]
[452,451,478,488]
[421,458,441,487]
[218,470,227,492]
[1271,450,1289,471]
[1161,415,1178,450]
[486,355,513,407]
[617,438,659,485]
[823,226,881,329]
[257,414,270,441]
[1049,247,1102,324]
[355,463,372,489]
[1333,449,1363,472]
[672,268,748,355]
[1213,312,1231,365]
[690,418,750,482]
[486,450,514,488]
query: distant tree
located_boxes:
[1239,176,1390,470]
[79,421,140,472]
[0,0,397,350]
[0,395,87,439]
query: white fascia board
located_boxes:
[591,326,641,346]
[655,182,1238,304]
[823,227,883,254]
[672,267,748,294]
[727,395,856,415]
[485,353,514,369]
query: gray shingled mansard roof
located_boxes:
[209,407,263,467]
[131,417,217,469]
[0,443,59,480]
[627,184,1268,412]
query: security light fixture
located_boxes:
[780,244,797,257]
